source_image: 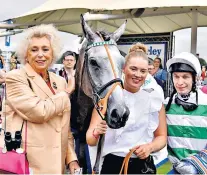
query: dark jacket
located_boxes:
[59,68,68,83]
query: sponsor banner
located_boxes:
[118,42,168,68]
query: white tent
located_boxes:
[2,0,207,53]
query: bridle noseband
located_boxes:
[86,35,124,120]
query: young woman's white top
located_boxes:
[102,88,163,159]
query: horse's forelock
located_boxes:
[80,30,114,50]
[96,30,111,41]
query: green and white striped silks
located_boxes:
[165,89,207,160]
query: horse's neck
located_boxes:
[71,86,94,133]
[76,49,93,98]
[71,51,94,132]
[76,65,94,128]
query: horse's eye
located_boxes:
[90,59,99,67]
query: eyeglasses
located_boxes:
[64,59,75,62]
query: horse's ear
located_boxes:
[111,20,127,42]
[80,14,96,41]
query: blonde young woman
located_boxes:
[0,25,79,174]
[86,43,167,174]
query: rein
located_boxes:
[85,34,124,174]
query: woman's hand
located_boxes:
[68,160,80,174]
[65,76,75,94]
[132,143,153,159]
[93,120,107,136]
[86,109,106,146]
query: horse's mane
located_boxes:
[96,30,111,41]
[76,39,88,94]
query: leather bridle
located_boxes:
[85,34,124,120]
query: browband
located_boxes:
[86,41,117,50]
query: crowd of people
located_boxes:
[0,24,206,174]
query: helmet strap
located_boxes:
[166,73,198,111]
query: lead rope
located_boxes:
[97,33,117,78]
[95,33,123,119]
[119,148,137,175]
[92,34,124,174]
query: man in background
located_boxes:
[59,51,76,83]
[148,62,163,88]
[59,50,78,157]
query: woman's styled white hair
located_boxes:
[16,24,62,65]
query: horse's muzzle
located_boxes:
[107,107,129,129]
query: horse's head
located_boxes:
[79,15,129,129]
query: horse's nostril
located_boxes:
[111,108,129,125]
[108,107,129,129]
[111,109,119,121]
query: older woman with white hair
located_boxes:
[0,24,79,174]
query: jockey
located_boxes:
[165,52,207,174]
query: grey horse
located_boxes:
[70,16,129,173]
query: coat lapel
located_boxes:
[23,63,54,97]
